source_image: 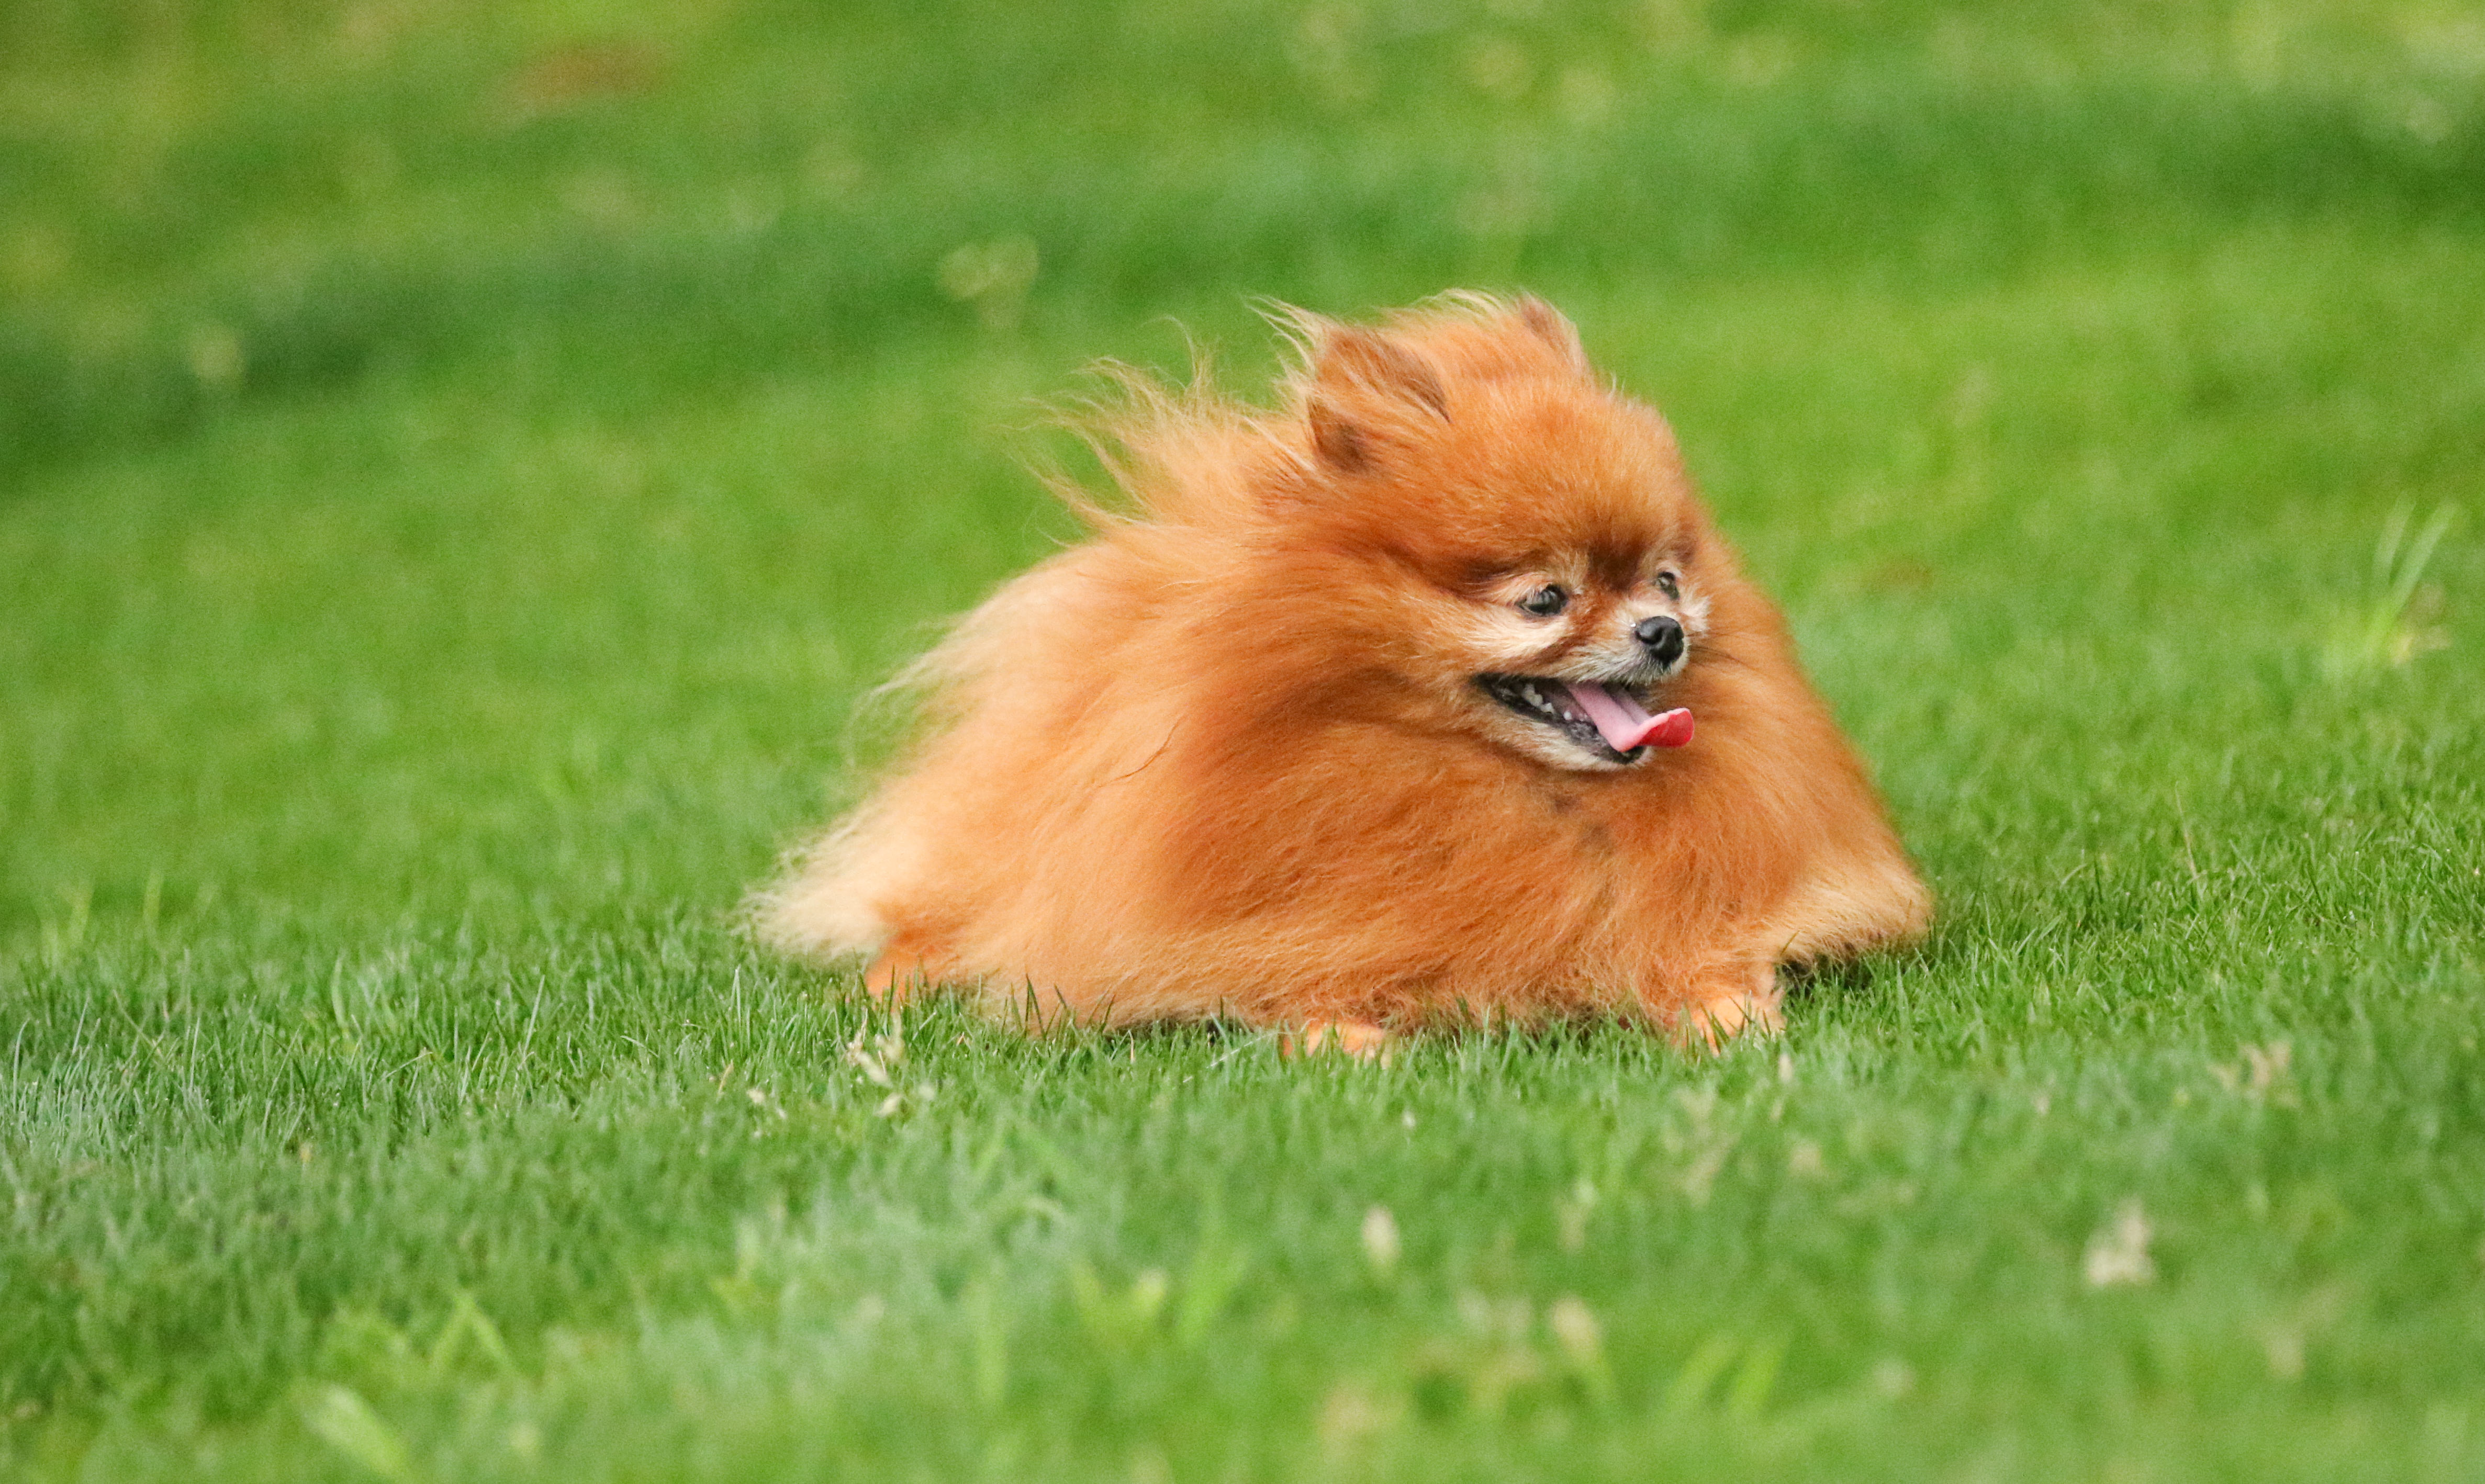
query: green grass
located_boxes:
[5,1,2484,1478]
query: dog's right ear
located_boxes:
[1303,325,1449,476]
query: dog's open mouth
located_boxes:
[1476,674,1695,762]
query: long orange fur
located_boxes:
[757,295,1929,1043]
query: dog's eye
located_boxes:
[1656,571,1681,599]
[1517,584,1569,617]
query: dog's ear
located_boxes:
[1510,295,1589,375]
[1304,326,1448,475]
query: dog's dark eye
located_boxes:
[1656,571,1681,599]
[1517,584,1569,617]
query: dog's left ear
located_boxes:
[1303,326,1449,476]
[1511,295,1589,375]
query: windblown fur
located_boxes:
[757,295,1928,1040]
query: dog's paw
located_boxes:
[1279,1019,1394,1062]
[1677,983,1785,1052]
[861,949,933,1001]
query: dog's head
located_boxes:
[1247,296,1740,773]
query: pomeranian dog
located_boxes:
[758,295,1928,1048]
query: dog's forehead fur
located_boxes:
[1387,379,1695,571]
[1292,313,1699,578]
[1093,297,1706,584]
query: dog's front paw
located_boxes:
[1279,1019,1394,1062]
[1677,980,1784,1051]
[861,944,942,1001]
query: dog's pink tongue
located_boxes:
[1564,682,1695,751]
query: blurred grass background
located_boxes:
[4,2,2483,1479]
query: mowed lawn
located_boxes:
[5,2,2484,1478]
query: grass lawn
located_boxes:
[5,1,2484,1478]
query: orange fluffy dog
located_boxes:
[759,295,1928,1048]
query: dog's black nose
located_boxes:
[1634,614,1686,666]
